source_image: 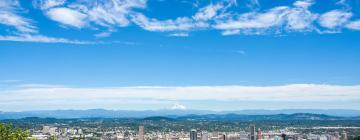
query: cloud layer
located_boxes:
[1,84,360,111]
[33,0,360,36]
[1,0,360,42]
[0,0,94,44]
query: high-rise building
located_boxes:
[257,128,262,140]
[191,129,197,140]
[281,134,288,140]
[139,125,144,140]
[250,125,256,140]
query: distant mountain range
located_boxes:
[174,113,360,121]
[1,109,360,120]
[143,113,360,121]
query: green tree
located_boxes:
[50,135,56,140]
[0,123,28,140]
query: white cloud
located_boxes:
[131,2,227,32]
[5,0,360,37]
[214,0,318,35]
[193,4,224,21]
[346,20,360,30]
[33,0,65,10]
[1,84,360,110]
[0,34,94,44]
[221,29,240,35]
[168,33,189,37]
[293,0,313,9]
[37,0,146,30]
[0,0,37,33]
[318,10,352,29]
[81,0,146,27]
[286,1,318,31]
[128,0,359,36]
[214,7,288,31]
[0,0,96,44]
[132,14,208,32]
[46,7,87,28]
[0,11,37,33]
[94,31,112,38]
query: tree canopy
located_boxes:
[0,123,28,140]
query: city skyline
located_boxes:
[1,0,360,111]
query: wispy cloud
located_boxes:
[214,7,289,34]
[246,0,260,10]
[168,33,189,37]
[0,34,137,45]
[0,0,37,33]
[129,0,360,36]
[128,0,358,36]
[193,3,224,21]
[130,2,227,36]
[35,0,146,29]
[318,10,352,29]
[33,0,65,10]
[0,34,95,44]
[94,31,112,38]
[1,84,359,111]
[346,20,360,30]
[0,0,96,44]
[214,0,318,35]
[131,14,204,32]
[3,0,360,39]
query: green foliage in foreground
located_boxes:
[0,123,28,140]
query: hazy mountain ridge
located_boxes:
[1,109,360,120]
[174,113,357,121]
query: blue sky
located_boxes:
[1,0,360,111]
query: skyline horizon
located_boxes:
[3,107,360,112]
[3,108,360,120]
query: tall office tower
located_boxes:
[191,129,197,140]
[281,134,288,140]
[341,131,348,140]
[257,128,263,140]
[139,125,144,140]
[250,125,256,140]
